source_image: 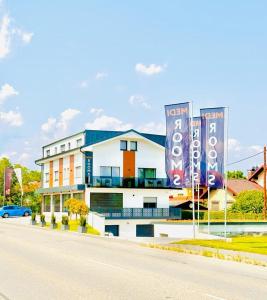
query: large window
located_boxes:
[120,140,127,151]
[73,193,84,200]
[60,144,66,152]
[53,194,60,212]
[44,173,49,183]
[76,138,82,147]
[46,149,50,157]
[130,141,137,151]
[138,168,156,179]
[63,167,69,180]
[43,195,50,212]
[62,194,71,212]
[100,166,120,177]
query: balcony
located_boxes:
[93,207,181,219]
[91,176,170,189]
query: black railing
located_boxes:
[91,177,169,188]
[93,208,181,219]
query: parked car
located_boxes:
[0,206,32,218]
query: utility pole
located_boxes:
[264,145,266,220]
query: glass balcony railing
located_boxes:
[91,176,169,188]
[93,207,181,219]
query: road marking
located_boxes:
[0,292,10,300]
[204,293,228,300]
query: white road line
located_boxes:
[204,293,228,300]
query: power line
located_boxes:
[227,151,263,166]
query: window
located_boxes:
[73,193,83,200]
[100,166,120,177]
[63,167,69,180]
[62,194,71,212]
[143,197,157,208]
[130,141,137,151]
[60,144,66,152]
[138,168,156,179]
[68,142,71,150]
[54,147,57,155]
[75,166,82,178]
[120,140,127,151]
[76,138,82,147]
[53,194,60,212]
[46,149,50,157]
[54,171,59,181]
[44,195,50,212]
[44,173,49,183]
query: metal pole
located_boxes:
[190,102,196,239]
[264,145,266,220]
[224,107,229,239]
[3,168,5,206]
[208,186,210,235]
[197,183,200,228]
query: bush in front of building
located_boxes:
[203,211,264,221]
[181,210,205,220]
[230,190,264,214]
[64,198,89,220]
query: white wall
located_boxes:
[43,132,84,157]
[154,223,195,238]
[74,152,83,185]
[85,187,173,208]
[43,162,49,188]
[53,159,59,187]
[88,212,105,235]
[63,156,70,186]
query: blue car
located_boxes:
[0,205,32,218]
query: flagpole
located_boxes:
[3,168,6,206]
[208,186,210,234]
[197,183,200,228]
[224,107,229,240]
[190,102,196,239]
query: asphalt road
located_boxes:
[0,220,267,300]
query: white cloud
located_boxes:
[95,72,108,80]
[228,138,242,152]
[135,63,166,75]
[13,29,33,44]
[85,115,132,131]
[0,13,33,60]
[0,83,18,104]
[90,107,104,116]
[41,108,80,138]
[0,110,23,126]
[0,14,11,59]
[129,95,151,110]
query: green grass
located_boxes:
[44,219,100,235]
[174,236,267,255]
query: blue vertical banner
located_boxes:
[192,117,203,186]
[201,107,225,188]
[165,102,191,188]
[85,151,93,186]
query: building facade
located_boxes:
[36,129,183,224]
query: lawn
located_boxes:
[174,236,267,256]
[45,219,100,235]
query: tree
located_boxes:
[64,198,89,219]
[0,158,41,212]
[230,190,264,214]
[227,170,246,179]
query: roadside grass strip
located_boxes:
[173,236,267,255]
[44,219,100,235]
[145,244,267,267]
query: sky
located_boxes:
[0,0,267,171]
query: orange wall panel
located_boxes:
[59,158,63,187]
[69,155,74,185]
[49,161,53,188]
[123,151,135,177]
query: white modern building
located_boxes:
[36,129,183,237]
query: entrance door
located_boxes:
[136,224,154,237]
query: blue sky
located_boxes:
[0,0,266,171]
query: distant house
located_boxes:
[248,165,266,188]
[205,179,263,211]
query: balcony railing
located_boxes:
[91,176,170,189]
[93,207,181,219]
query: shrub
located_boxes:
[181,210,205,220]
[51,214,56,225]
[230,190,264,214]
[31,213,36,221]
[79,216,87,227]
[61,216,69,226]
[40,214,45,223]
